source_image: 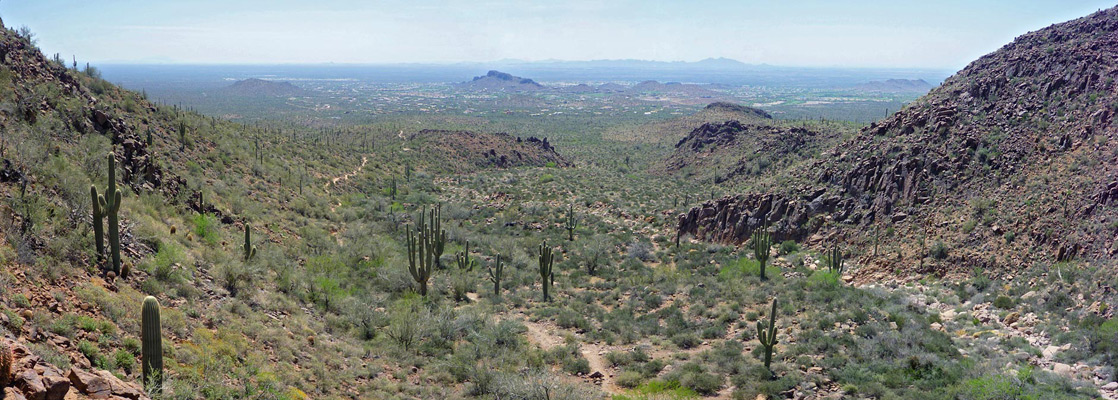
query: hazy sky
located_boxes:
[2,1,1114,69]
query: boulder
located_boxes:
[68,368,111,399]
[14,370,46,400]
[41,375,69,400]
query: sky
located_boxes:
[2,0,1114,69]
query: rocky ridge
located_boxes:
[679,7,1118,276]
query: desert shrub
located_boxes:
[931,241,949,260]
[993,295,1015,309]
[779,240,799,255]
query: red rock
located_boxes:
[4,387,29,400]
[15,370,46,400]
[41,375,69,400]
[68,368,111,399]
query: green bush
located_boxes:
[993,295,1015,309]
[930,241,949,260]
[779,240,799,255]
[616,370,644,388]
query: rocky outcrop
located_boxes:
[679,7,1118,270]
[410,129,571,172]
[703,102,772,119]
[663,120,824,183]
[1,339,148,400]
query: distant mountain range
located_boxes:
[460,70,732,99]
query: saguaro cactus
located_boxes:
[94,153,123,275]
[756,297,778,378]
[243,224,257,261]
[406,224,434,296]
[826,245,844,275]
[751,226,772,280]
[0,341,11,387]
[141,296,164,392]
[425,204,446,269]
[565,203,578,241]
[488,253,503,296]
[90,185,105,263]
[538,243,555,302]
[455,240,475,271]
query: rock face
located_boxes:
[1,339,148,400]
[680,7,1118,272]
[662,120,832,184]
[409,129,571,171]
[703,102,772,119]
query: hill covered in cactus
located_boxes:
[1,6,1117,400]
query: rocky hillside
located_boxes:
[651,102,851,186]
[408,129,571,172]
[679,7,1118,277]
[0,18,390,398]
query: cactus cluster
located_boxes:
[244,224,258,261]
[757,297,778,378]
[538,243,555,302]
[405,204,445,296]
[565,203,578,241]
[142,296,163,392]
[751,226,772,280]
[487,253,503,296]
[0,341,11,388]
[455,240,475,271]
[826,245,844,275]
[91,152,123,276]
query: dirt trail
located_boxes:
[518,316,620,393]
[325,156,368,191]
[512,312,737,399]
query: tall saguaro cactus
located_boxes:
[405,225,432,296]
[565,203,578,241]
[90,185,105,263]
[425,204,446,269]
[141,296,164,392]
[826,245,844,275]
[756,297,779,378]
[92,153,123,275]
[488,253,503,296]
[752,226,772,280]
[243,224,257,261]
[538,243,555,302]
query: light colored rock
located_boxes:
[1043,345,1060,359]
[1101,382,1118,390]
[1052,363,1074,377]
